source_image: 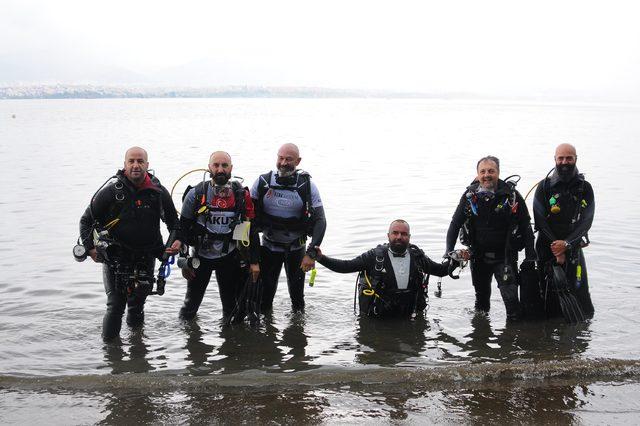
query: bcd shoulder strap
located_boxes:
[258,171,312,209]
[231,180,247,222]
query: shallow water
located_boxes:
[1,99,639,423]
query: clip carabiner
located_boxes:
[375,255,384,271]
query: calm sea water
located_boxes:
[1,98,639,423]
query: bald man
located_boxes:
[178,151,260,322]
[533,143,595,318]
[79,147,181,341]
[251,143,327,313]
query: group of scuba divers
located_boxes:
[76,142,594,342]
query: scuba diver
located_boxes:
[446,156,536,321]
[533,143,595,321]
[315,220,458,319]
[178,151,260,322]
[78,147,181,341]
[250,143,327,313]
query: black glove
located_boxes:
[448,258,461,270]
[447,258,462,279]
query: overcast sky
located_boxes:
[3,0,640,97]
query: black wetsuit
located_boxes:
[533,169,595,317]
[79,171,179,340]
[178,182,260,320]
[251,171,327,312]
[318,244,452,318]
[446,179,535,320]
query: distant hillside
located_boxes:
[0,85,459,99]
[1,85,633,104]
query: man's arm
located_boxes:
[178,188,198,244]
[159,186,181,254]
[445,193,467,254]
[160,186,180,232]
[79,184,114,249]
[79,185,113,262]
[307,206,326,253]
[249,177,263,219]
[301,181,326,271]
[316,248,372,274]
[421,256,453,277]
[79,206,95,250]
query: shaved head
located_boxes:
[276,143,302,177]
[554,143,578,179]
[389,219,410,234]
[555,143,577,159]
[208,151,233,185]
[124,146,148,162]
[278,143,300,159]
[123,146,149,185]
[387,219,411,252]
[209,151,232,165]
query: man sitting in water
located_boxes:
[314,220,457,318]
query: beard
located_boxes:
[479,178,497,191]
[275,168,297,186]
[389,240,409,253]
[556,163,576,180]
[213,172,231,185]
[277,164,296,177]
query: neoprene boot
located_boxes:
[499,284,522,321]
[474,293,491,313]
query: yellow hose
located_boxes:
[170,168,209,217]
[362,271,383,299]
[170,168,209,198]
[104,218,120,230]
[524,180,541,201]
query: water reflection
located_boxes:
[99,330,158,424]
[279,314,315,370]
[102,329,154,374]
[442,384,589,424]
[98,392,161,425]
[182,322,215,375]
[175,389,328,423]
[214,319,284,373]
[179,312,319,374]
[355,315,430,366]
[437,314,592,362]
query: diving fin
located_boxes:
[551,265,586,324]
[552,265,569,290]
[246,278,262,326]
[225,276,252,326]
